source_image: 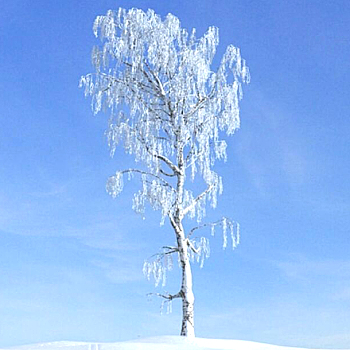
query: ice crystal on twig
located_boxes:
[143,246,176,287]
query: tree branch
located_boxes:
[186,239,199,254]
[119,168,175,190]
[187,217,230,238]
[160,168,176,177]
[168,213,181,234]
[182,184,214,216]
[144,60,166,97]
[148,291,182,300]
[139,138,180,175]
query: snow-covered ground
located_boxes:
[2,337,348,350]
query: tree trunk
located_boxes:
[180,246,195,337]
[174,147,195,337]
[176,230,195,337]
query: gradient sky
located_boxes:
[1,0,350,348]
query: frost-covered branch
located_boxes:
[107,168,177,224]
[188,217,240,250]
[186,239,199,254]
[187,237,210,268]
[148,291,182,300]
[144,60,167,97]
[147,291,182,315]
[182,183,214,216]
[183,217,239,269]
[112,168,174,191]
[143,246,177,287]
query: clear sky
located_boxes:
[1,0,350,348]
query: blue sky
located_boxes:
[1,0,350,348]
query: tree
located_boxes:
[80,7,249,337]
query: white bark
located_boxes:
[173,147,195,337]
[169,219,195,337]
[178,232,195,337]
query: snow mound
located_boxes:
[2,337,348,350]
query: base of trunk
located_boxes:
[180,295,195,337]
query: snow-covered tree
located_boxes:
[80,7,249,337]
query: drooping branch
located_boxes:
[108,120,179,175]
[148,291,182,301]
[118,168,174,190]
[187,218,225,238]
[187,216,240,250]
[148,246,179,259]
[182,183,214,216]
[143,246,178,287]
[147,291,183,315]
[105,73,164,115]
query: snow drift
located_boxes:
[2,336,348,350]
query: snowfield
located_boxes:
[2,337,348,350]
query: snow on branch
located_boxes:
[147,291,182,315]
[106,169,176,224]
[143,246,178,287]
[187,237,210,268]
[188,217,240,250]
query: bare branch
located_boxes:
[160,168,176,177]
[162,245,179,252]
[147,291,182,300]
[149,246,179,259]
